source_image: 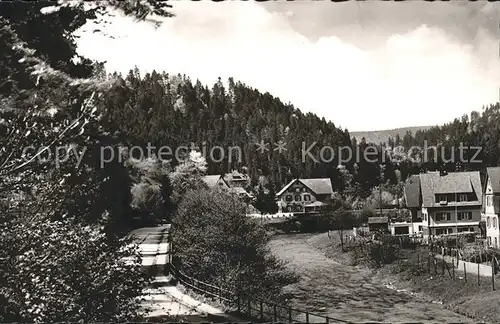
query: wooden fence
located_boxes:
[412,250,498,290]
[168,245,348,323]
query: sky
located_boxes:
[74,1,500,132]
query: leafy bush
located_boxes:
[0,217,149,322]
[171,189,298,302]
[368,241,399,268]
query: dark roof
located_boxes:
[404,175,421,208]
[300,178,334,195]
[486,167,500,193]
[229,186,253,197]
[368,216,388,224]
[224,171,249,182]
[202,175,223,188]
[276,178,333,197]
[305,201,327,207]
[420,171,482,208]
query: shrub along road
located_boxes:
[269,233,475,323]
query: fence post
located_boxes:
[452,257,455,279]
[478,261,480,286]
[273,304,277,322]
[492,261,495,291]
[464,262,467,282]
[306,311,309,324]
[288,307,292,323]
[442,257,445,275]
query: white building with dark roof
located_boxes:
[482,167,500,248]
[419,171,482,238]
[276,178,334,213]
[202,175,230,190]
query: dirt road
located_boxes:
[269,234,474,323]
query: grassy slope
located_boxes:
[308,232,500,323]
[269,233,472,323]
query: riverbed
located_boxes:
[269,233,474,323]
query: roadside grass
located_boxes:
[175,283,233,313]
[306,232,500,323]
[379,247,500,322]
[269,232,473,323]
[307,230,355,265]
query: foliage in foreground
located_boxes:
[0,1,173,321]
[171,189,298,302]
[0,215,149,322]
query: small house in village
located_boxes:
[404,174,422,222]
[482,167,500,248]
[275,178,334,213]
[368,216,389,233]
[203,172,254,203]
[202,175,230,191]
[418,171,482,239]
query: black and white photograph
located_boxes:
[1,0,500,323]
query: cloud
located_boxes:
[75,1,499,131]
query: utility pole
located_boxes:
[455,191,458,238]
[455,162,459,238]
[379,164,385,217]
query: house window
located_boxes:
[457,212,472,221]
[469,227,475,232]
[302,187,306,192]
[436,228,447,235]
[295,195,301,201]
[447,228,453,234]
[494,217,498,229]
[487,195,492,206]
[436,194,447,203]
[436,212,451,221]
[458,194,468,202]
[285,195,293,202]
[495,237,498,249]
[304,194,311,201]
[488,237,492,246]
[418,226,423,232]
[487,216,491,228]
[295,188,300,193]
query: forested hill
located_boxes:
[101,69,356,189]
[351,126,432,145]
[392,104,500,171]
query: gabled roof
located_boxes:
[300,178,334,195]
[305,201,327,207]
[420,171,482,208]
[202,175,227,188]
[276,178,333,197]
[486,167,500,193]
[404,174,420,208]
[224,171,249,182]
[229,186,253,198]
[368,216,388,224]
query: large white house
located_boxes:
[275,178,334,213]
[419,171,482,238]
[482,167,500,248]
